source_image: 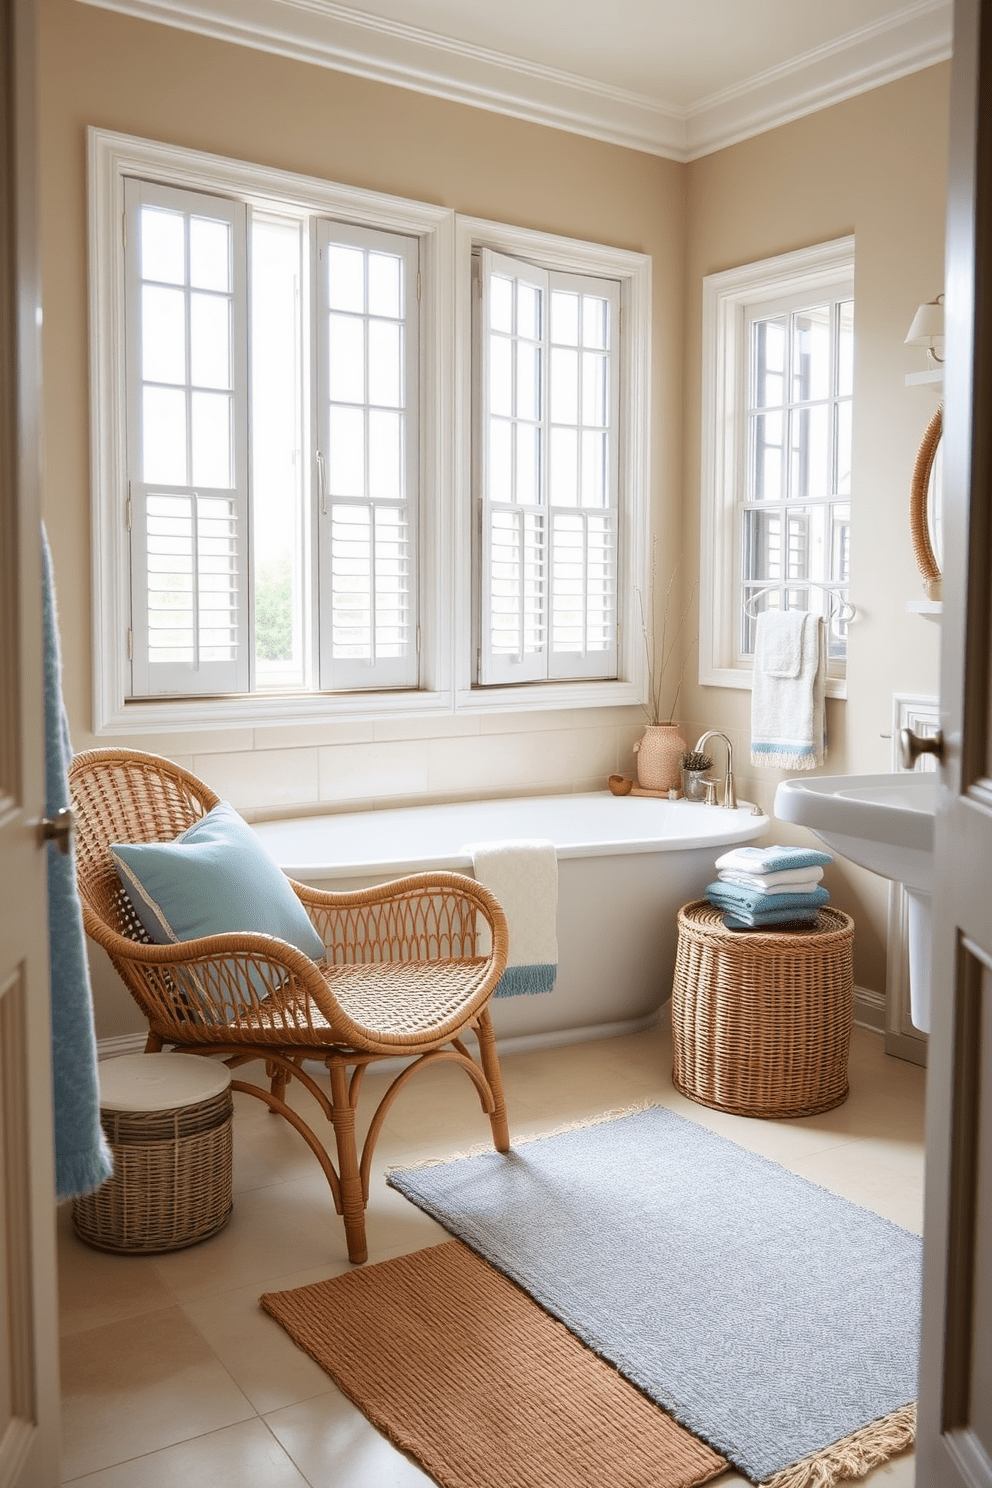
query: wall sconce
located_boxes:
[905,294,944,365]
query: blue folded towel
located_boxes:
[715,845,832,875]
[723,909,822,931]
[706,881,830,917]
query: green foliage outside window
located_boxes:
[255,559,293,662]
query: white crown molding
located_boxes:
[685,0,953,160]
[74,0,952,161]
[74,0,688,156]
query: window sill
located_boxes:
[96,678,644,736]
[699,664,848,702]
[455,679,642,714]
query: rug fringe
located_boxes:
[385,1100,663,1175]
[758,1404,916,1488]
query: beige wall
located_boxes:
[680,64,950,993]
[37,0,949,1031]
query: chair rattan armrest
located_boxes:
[289,871,508,969]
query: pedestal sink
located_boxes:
[773,772,935,1031]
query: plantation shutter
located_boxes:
[478,250,548,684]
[315,220,420,691]
[477,250,620,686]
[124,178,249,697]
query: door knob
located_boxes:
[40,806,74,854]
[898,726,944,770]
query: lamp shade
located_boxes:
[905,297,944,348]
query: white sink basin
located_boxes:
[774,771,936,1032]
[774,772,934,893]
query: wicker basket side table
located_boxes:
[72,1053,233,1254]
[671,899,855,1119]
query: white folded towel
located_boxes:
[468,839,558,998]
[716,845,832,874]
[750,611,826,770]
[718,867,824,893]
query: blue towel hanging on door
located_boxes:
[43,527,113,1200]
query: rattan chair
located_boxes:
[69,747,511,1264]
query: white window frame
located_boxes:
[474,249,622,687]
[454,216,651,714]
[90,132,652,734]
[699,236,855,701]
[89,127,454,734]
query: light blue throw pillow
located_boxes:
[111,802,325,1013]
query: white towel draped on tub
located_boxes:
[469,839,558,997]
[750,610,827,770]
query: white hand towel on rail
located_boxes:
[468,839,558,998]
[750,610,827,770]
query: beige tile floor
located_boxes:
[58,1019,925,1487]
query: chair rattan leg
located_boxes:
[475,1008,510,1152]
[266,1059,289,1112]
[328,1061,368,1265]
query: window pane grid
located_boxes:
[138,205,235,493]
[326,246,407,507]
[481,254,619,683]
[487,274,543,509]
[741,296,853,660]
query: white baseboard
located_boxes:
[854,984,886,1034]
[97,1012,662,1071]
[97,1033,148,1060]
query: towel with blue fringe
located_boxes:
[469,839,558,997]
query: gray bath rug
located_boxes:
[387,1105,921,1485]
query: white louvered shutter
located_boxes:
[315,221,420,690]
[478,250,620,685]
[124,178,249,697]
[478,251,548,684]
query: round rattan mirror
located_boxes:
[910,406,942,601]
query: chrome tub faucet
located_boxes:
[693,730,737,809]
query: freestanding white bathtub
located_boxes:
[252,792,768,1050]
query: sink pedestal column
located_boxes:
[905,888,932,1034]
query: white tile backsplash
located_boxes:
[253,719,374,751]
[126,709,640,815]
[318,739,431,803]
[372,712,482,743]
[194,748,320,809]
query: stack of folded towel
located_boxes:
[705,844,833,930]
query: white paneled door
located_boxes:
[917,2,992,1485]
[0,0,61,1481]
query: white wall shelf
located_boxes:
[906,598,943,616]
[905,368,944,386]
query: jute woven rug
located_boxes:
[261,1239,727,1488]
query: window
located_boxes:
[699,238,855,696]
[314,222,420,691]
[474,249,620,685]
[90,131,652,732]
[121,178,421,700]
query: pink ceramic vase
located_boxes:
[633,723,687,793]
